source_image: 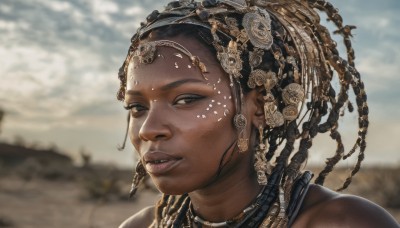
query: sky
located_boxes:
[0,0,399,168]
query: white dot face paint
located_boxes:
[174,53,183,58]
[175,62,179,68]
[193,76,233,125]
[188,65,192,69]
[224,109,230,116]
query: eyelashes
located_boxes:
[174,94,205,105]
[124,103,147,114]
[123,94,206,116]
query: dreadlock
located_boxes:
[117,0,369,226]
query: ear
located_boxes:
[243,87,265,128]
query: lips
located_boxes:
[143,151,181,175]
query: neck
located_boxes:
[188,158,262,223]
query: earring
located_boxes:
[129,160,147,198]
[234,114,249,153]
[254,125,270,185]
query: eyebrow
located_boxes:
[160,78,205,91]
[125,78,206,96]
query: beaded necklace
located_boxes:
[187,187,263,227]
[153,170,313,228]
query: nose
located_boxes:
[138,105,172,142]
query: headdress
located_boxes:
[117,0,369,226]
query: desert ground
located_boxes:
[0,163,399,228]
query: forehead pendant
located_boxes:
[132,40,208,79]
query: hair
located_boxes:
[117,0,369,226]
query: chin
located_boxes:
[151,177,192,195]
[156,184,189,195]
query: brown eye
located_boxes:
[174,95,204,105]
[124,103,147,116]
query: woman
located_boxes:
[116,0,399,227]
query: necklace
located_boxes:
[187,187,264,227]
[188,202,259,227]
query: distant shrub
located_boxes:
[376,167,400,208]
[39,163,76,181]
[80,166,124,201]
[15,158,41,183]
[0,216,14,227]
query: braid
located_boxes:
[274,121,297,171]
[118,0,370,225]
[155,194,169,224]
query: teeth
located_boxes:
[153,160,168,164]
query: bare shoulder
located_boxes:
[119,206,155,228]
[291,184,399,228]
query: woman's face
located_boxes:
[125,35,251,194]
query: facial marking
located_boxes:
[174,53,183,58]
[193,77,233,125]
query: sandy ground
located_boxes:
[1,168,399,228]
[0,176,159,228]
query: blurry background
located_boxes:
[0,0,399,227]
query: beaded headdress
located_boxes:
[117,0,368,226]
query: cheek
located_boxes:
[128,116,142,153]
[194,80,234,123]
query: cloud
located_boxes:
[1,0,399,167]
[124,6,145,16]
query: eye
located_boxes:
[174,94,204,105]
[124,103,147,116]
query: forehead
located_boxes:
[127,35,227,86]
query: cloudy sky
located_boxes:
[1,0,399,168]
